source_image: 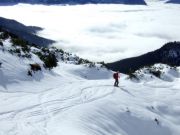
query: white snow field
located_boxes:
[0,39,180,135]
[0,3,180,62]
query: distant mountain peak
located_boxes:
[161,41,180,50]
[166,0,180,3]
[0,0,146,5]
[160,42,180,59]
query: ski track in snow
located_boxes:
[0,77,180,135]
[0,57,180,134]
[0,16,180,134]
[0,84,115,122]
[0,84,114,134]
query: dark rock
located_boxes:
[30,63,41,71]
[0,41,3,46]
[167,0,180,4]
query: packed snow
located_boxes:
[0,36,180,135]
[0,3,180,62]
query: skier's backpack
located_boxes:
[113,73,116,79]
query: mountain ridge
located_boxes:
[0,17,54,47]
[0,0,146,5]
[105,41,180,74]
[166,0,180,3]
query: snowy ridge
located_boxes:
[128,64,180,81]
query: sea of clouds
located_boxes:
[0,3,180,62]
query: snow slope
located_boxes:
[0,37,180,135]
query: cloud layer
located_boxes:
[0,4,180,62]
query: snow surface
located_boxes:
[0,38,180,135]
[0,3,180,62]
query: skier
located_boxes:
[113,71,120,87]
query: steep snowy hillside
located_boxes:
[1,25,180,135]
[0,29,111,91]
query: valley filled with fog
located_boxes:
[0,3,180,62]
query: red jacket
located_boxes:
[113,73,119,79]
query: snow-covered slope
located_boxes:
[0,27,180,135]
[127,64,180,81]
[0,30,111,92]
